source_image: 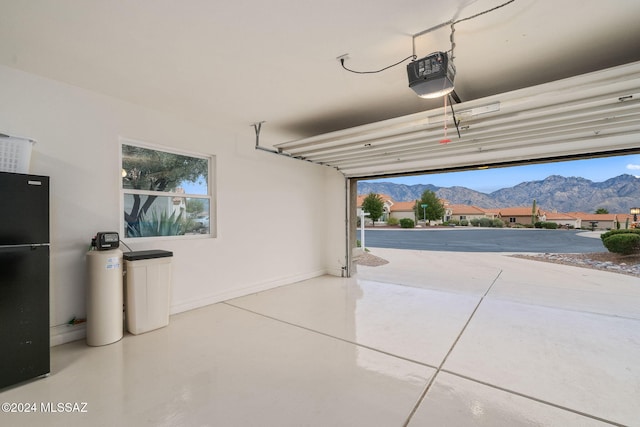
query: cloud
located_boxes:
[627,164,640,170]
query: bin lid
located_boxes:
[123,250,173,261]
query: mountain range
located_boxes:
[357,174,640,213]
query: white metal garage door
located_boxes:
[274,61,640,179]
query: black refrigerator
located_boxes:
[0,172,50,389]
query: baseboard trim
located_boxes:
[50,269,331,346]
[50,322,87,347]
[170,269,327,315]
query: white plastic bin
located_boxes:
[123,250,173,335]
[86,249,123,346]
[0,136,35,173]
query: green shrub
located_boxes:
[492,219,504,228]
[386,217,399,226]
[478,217,493,227]
[600,229,640,243]
[448,219,460,226]
[127,209,187,237]
[602,233,640,254]
[470,218,480,227]
[534,221,555,229]
[460,219,469,226]
[399,218,415,228]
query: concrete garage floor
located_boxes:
[1,250,638,426]
[355,248,640,425]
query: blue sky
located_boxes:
[365,154,640,194]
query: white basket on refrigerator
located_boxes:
[0,135,35,173]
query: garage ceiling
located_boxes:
[2,0,640,172]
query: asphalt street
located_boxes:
[357,228,606,253]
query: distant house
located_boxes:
[618,213,634,228]
[389,201,417,221]
[449,204,489,223]
[479,208,500,219]
[565,212,618,230]
[543,211,581,228]
[356,193,394,224]
[499,207,542,226]
[402,199,451,225]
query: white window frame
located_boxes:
[119,138,215,242]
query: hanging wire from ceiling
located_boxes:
[453,0,516,25]
[448,93,461,138]
[340,0,517,74]
[411,0,516,58]
[340,54,416,74]
[448,0,516,61]
[432,0,516,141]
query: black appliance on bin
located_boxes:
[0,172,50,389]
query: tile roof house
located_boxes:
[542,211,581,228]
[448,205,490,223]
[498,207,542,226]
[618,213,635,228]
[479,208,500,219]
[356,193,394,224]
[389,201,417,221]
[356,193,394,207]
[565,212,619,230]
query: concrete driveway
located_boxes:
[356,248,640,425]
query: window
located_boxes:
[121,140,213,239]
[509,217,517,223]
[460,215,467,220]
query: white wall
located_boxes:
[0,65,346,345]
